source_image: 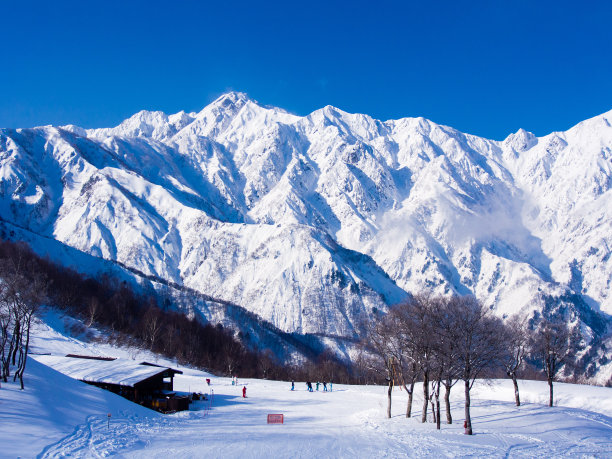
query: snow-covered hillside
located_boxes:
[3,311,612,457]
[0,92,610,349]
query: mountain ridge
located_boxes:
[1,93,611,379]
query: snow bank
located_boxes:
[0,358,157,458]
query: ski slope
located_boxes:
[1,311,611,458]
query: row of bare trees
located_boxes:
[0,239,263,385]
[362,294,577,434]
[0,252,49,389]
[0,238,354,387]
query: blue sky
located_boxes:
[1,0,611,139]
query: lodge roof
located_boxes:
[34,355,182,387]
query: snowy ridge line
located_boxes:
[1,93,611,379]
[308,332,361,343]
[0,215,232,306]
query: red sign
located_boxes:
[267,414,284,424]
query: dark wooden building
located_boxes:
[35,354,189,413]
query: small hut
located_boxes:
[35,355,189,413]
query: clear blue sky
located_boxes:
[2,0,611,139]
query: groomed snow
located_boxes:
[4,358,612,458]
[1,312,611,457]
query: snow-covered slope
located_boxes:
[0,358,157,458]
[1,93,610,348]
[3,311,612,457]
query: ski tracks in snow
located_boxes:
[34,389,612,458]
[38,415,104,458]
[37,413,165,458]
[358,405,612,458]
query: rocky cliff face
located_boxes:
[1,93,610,361]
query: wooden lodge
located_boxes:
[35,354,190,413]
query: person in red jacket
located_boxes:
[242,386,247,398]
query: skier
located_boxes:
[306,381,312,392]
[323,382,327,391]
[291,381,295,391]
[316,382,320,391]
[330,381,333,392]
[242,386,247,398]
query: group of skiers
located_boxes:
[294,381,332,392]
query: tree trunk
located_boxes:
[387,377,393,418]
[548,377,553,407]
[17,316,32,390]
[421,372,429,423]
[512,373,520,407]
[464,379,472,435]
[404,382,414,418]
[430,394,436,424]
[10,321,19,366]
[1,349,7,382]
[13,347,22,382]
[445,379,452,424]
[18,367,24,389]
[435,380,441,430]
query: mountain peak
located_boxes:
[503,127,538,152]
[210,91,252,109]
[215,91,250,103]
[194,91,253,120]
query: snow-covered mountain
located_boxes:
[1,92,610,349]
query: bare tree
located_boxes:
[0,256,48,389]
[501,315,529,406]
[385,306,419,418]
[161,320,178,356]
[428,364,442,428]
[397,351,419,418]
[433,299,462,426]
[452,296,505,435]
[530,317,575,407]
[258,349,276,379]
[363,314,396,418]
[86,296,100,327]
[223,336,244,377]
[0,273,13,385]
[142,305,162,350]
[393,294,439,423]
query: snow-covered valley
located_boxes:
[2,311,612,458]
[1,92,611,378]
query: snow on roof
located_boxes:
[34,355,175,387]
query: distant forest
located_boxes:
[0,238,351,385]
